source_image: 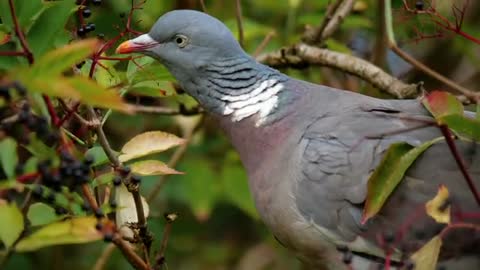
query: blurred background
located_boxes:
[3,0,480,269]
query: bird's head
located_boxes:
[116,10,246,80]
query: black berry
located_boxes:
[92,0,101,6]
[415,1,424,10]
[82,7,91,18]
[112,176,122,186]
[85,23,95,32]
[130,174,141,184]
[94,208,104,218]
[77,27,86,37]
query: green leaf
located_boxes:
[129,80,175,97]
[0,137,18,179]
[26,0,77,57]
[31,39,100,77]
[130,160,183,176]
[94,57,122,88]
[119,131,185,162]
[130,63,174,85]
[85,146,112,167]
[91,172,114,188]
[15,217,102,252]
[27,203,59,227]
[438,114,480,141]
[411,235,442,270]
[0,202,24,248]
[362,138,443,223]
[422,91,464,118]
[16,0,44,30]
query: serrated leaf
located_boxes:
[119,131,185,162]
[362,138,443,224]
[0,137,18,179]
[130,160,183,176]
[425,185,450,224]
[26,0,77,57]
[15,217,102,252]
[115,185,149,238]
[422,91,463,118]
[31,39,100,77]
[0,202,24,248]
[27,203,59,226]
[410,236,442,270]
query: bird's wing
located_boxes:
[293,95,480,257]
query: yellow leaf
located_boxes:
[15,217,102,252]
[411,236,442,270]
[119,131,186,162]
[425,185,450,224]
[130,160,183,176]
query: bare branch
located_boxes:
[235,0,244,47]
[257,44,419,98]
[303,0,355,44]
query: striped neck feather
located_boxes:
[203,57,288,127]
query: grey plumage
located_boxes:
[117,10,480,269]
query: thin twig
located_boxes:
[389,45,479,103]
[235,0,244,47]
[112,236,150,270]
[7,0,33,64]
[303,0,355,44]
[153,213,177,270]
[253,31,276,57]
[199,0,207,12]
[439,126,480,206]
[91,243,116,270]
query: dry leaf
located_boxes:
[130,160,183,176]
[119,131,185,162]
[425,185,450,224]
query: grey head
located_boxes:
[117,9,289,124]
[117,10,247,87]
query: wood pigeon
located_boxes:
[116,10,480,269]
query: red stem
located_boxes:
[439,126,480,206]
[8,0,33,64]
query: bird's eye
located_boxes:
[174,35,188,48]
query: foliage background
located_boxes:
[1,0,479,269]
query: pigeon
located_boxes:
[116,10,480,269]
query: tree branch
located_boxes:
[257,44,419,98]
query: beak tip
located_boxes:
[116,41,132,54]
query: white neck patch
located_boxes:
[222,79,284,126]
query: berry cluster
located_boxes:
[76,0,102,38]
[0,82,59,147]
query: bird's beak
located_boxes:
[116,34,158,54]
